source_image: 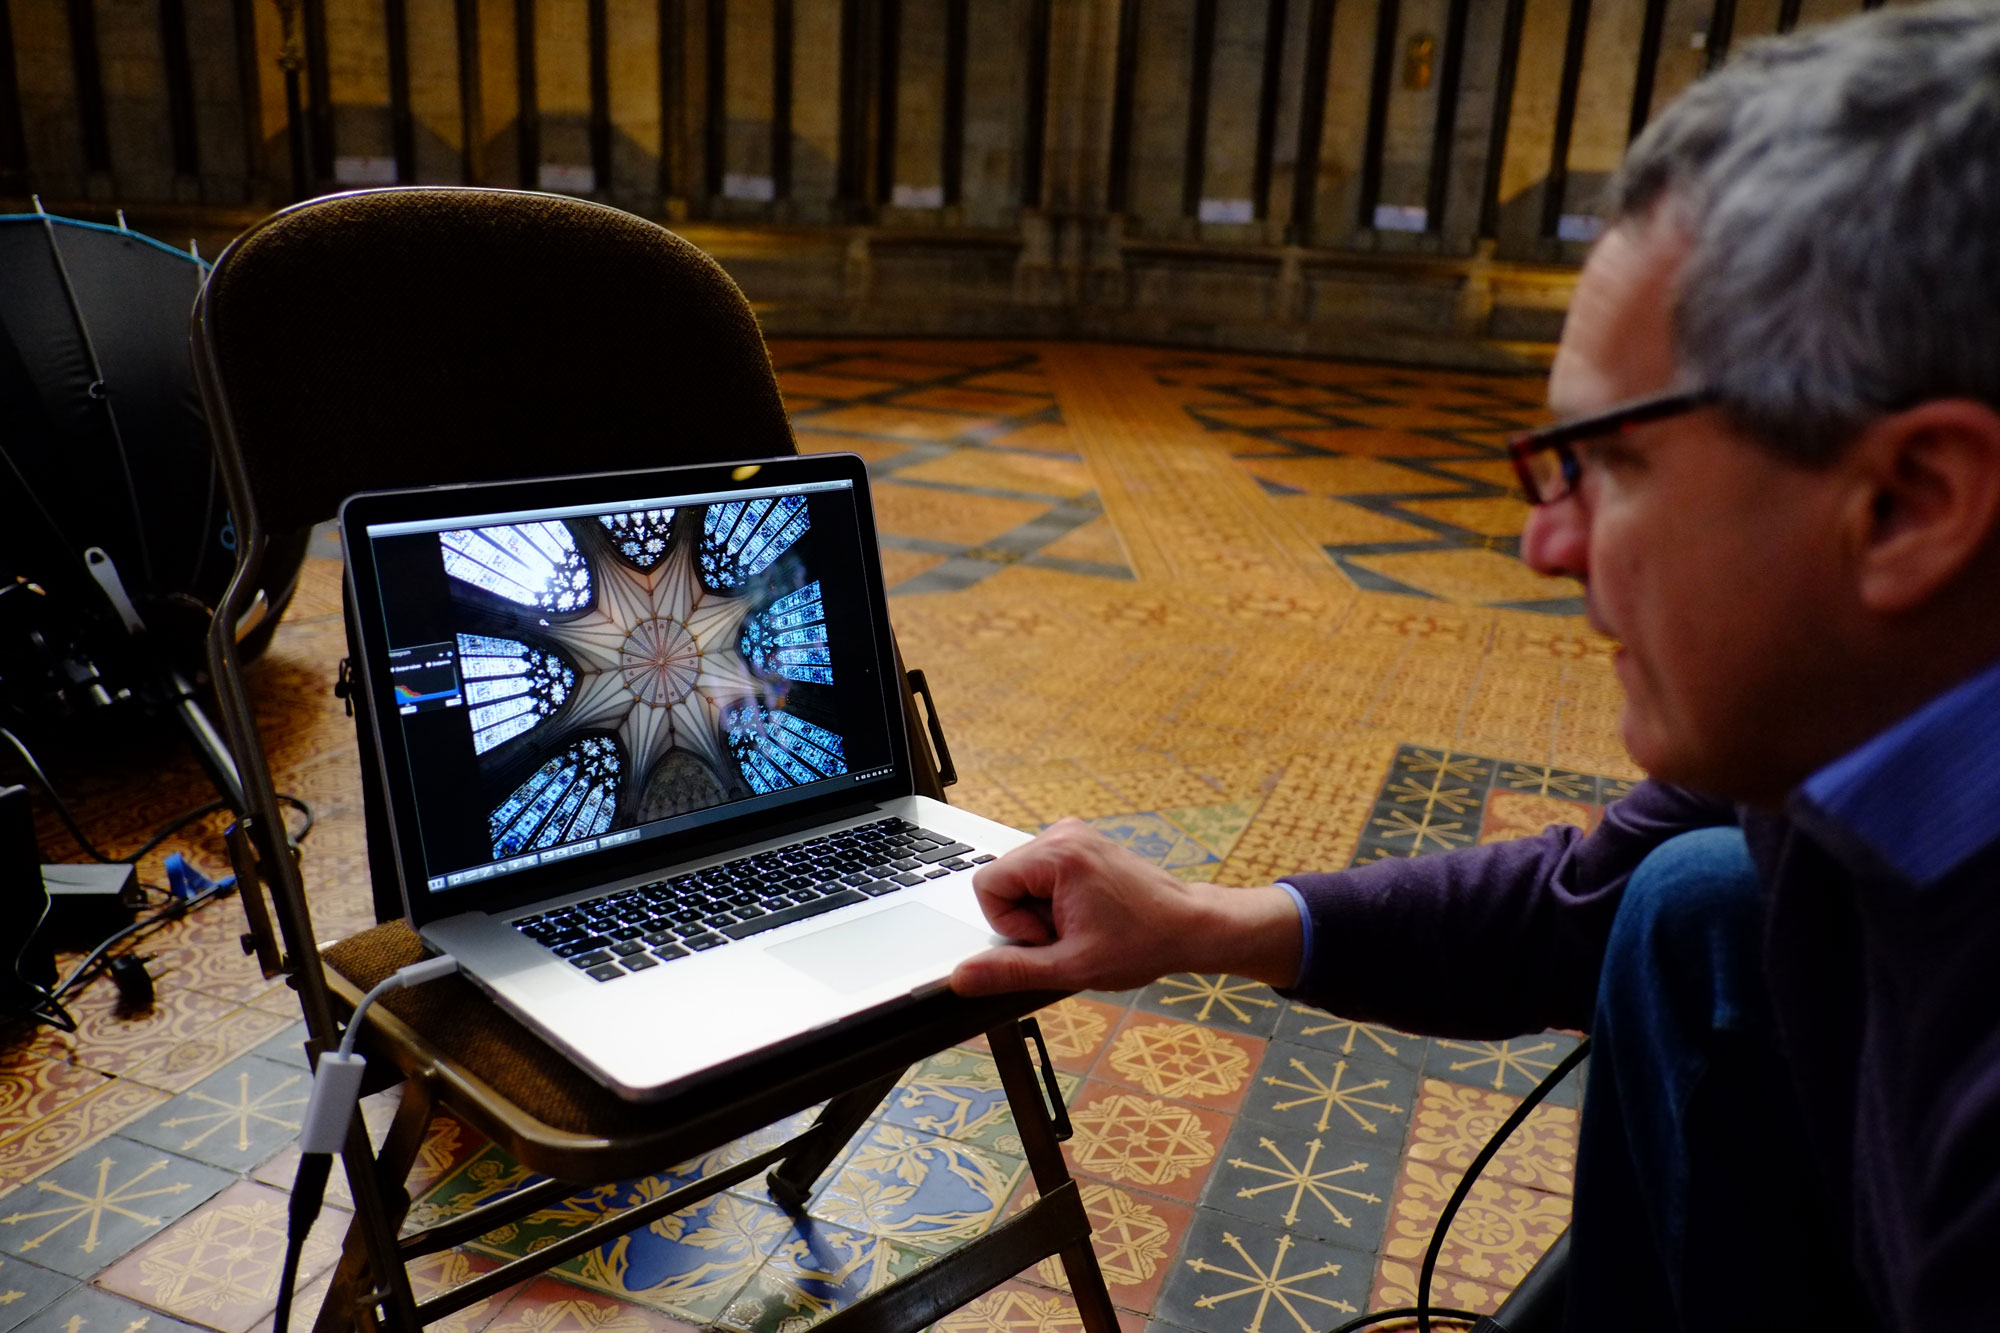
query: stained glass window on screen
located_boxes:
[441,522,593,612]
[456,634,576,753]
[699,496,808,591]
[739,581,832,684]
[488,736,622,857]
[725,702,848,794]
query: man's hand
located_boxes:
[948,817,1304,996]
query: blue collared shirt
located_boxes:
[1800,655,2000,887]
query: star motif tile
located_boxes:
[1133,976,1284,1037]
[27,1284,210,1332]
[1153,1209,1374,1333]
[0,1253,73,1330]
[1201,1113,1396,1252]
[0,1135,231,1277]
[1425,1033,1585,1106]
[123,1054,311,1171]
[1273,1007,1427,1073]
[1239,1044,1418,1145]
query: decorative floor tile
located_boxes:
[486,1185,788,1323]
[1025,997,1125,1076]
[1099,1016,1264,1113]
[252,1021,314,1070]
[1082,815,1221,882]
[1369,1258,1509,1320]
[1239,1044,1417,1146]
[485,1273,706,1331]
[21,983,237,1080]
[1009,1178,1190,1316]
[404,1141,539,1235]
[1200,1113,1395,1253]
[0,1081,171,1192]
[123,1055,311,1171]
[1377,1158,1571,1297]
[1477,791,1597,845]
[1271,1008,1427,1073]
[1423,1034,1584,1107]
[94,1180,349,1330]
[1403,1078,1579,1197]
[1132,977,1283,1038]
[29,1284,209,1332]
[0,1136,232,1277]
[0,1253,74,1329]
[880,1049,1076,1157]
[1152,1210,1374,1333]
[807,1122,1024,1255]
[715,1214,928,1332]
[1061,1084,1228,1205]
[121,1005,297,1095]
[0,1052,107,1138]
[934,1278,1146,1332]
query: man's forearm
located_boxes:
[1180,883,1303,990]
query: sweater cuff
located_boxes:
[1275,880,1314,989]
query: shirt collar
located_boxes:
[1798,656,2000,887]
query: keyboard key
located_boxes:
[892,872,925,886]
[859,879,903,897]
[570,950,614,968]
[942,858,971,871]
[642,929,679,946]
[611,940,647,956]
[923,868,951,879]
[916,842,974,864]
[684,933,726,951]
[585,963,624,982]
[720,889,865,940]
[840,871,874,886]
[971,854,996,864]
[624,953,660,972]
[915,827,953,843]
[891,858,921,872]
[555,937,610,957]
[652,943,689,961]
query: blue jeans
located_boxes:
[1565,828,1856,1332]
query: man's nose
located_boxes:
[1519,496,1589,580]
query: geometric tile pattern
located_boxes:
[12,341,1638,1330]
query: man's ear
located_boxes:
[1850,400,2000,615]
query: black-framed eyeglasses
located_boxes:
[1507,388,1720,505]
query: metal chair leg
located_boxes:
[313,1081,433,1332]
[988,1021,1119,1333]
[766,1067,907,1213]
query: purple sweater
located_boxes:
[1281,691,2000,1332]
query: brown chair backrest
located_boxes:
[195,186,795,538]
[196,187,942,927]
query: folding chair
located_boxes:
[194,186,1116,1331]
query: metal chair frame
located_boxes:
[192,186,1117,1332]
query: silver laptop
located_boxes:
[338,453,1027,1101]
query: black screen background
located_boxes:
[366,486,893,886]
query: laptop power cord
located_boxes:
[277,954,460,1333]
[1323,1038,1591,1333]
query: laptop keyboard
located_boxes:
[509,817,997,982]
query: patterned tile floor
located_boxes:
[0,342,1635,1332]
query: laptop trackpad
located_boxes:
[765,902,989,994]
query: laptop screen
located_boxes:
[356,471,899,899]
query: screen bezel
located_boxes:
[337,452,913,927]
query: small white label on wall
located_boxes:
[722,173,775,201]
[539,163,596,194]
[1197,198,1255,224]
[891,184,945,209]
[333,156,397,185]
[1557,213,1606,242]
[1372,204,1428,232]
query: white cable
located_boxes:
[298,955,459,1153]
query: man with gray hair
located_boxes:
[950,4,2000,1330]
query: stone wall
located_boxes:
[0,0,1914,364]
